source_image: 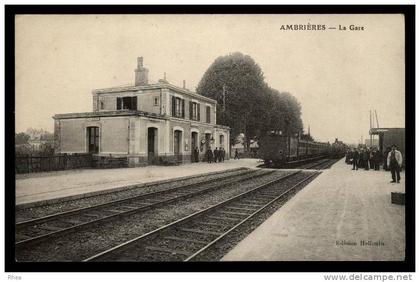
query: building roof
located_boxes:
[53,110,230,130]
[369,127,405,135]
[93,81,217,104]
[53,110,156,120]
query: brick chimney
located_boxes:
[134,57,149,86]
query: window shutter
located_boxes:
[182,99,185,118]
[172,96,176,116]
[197,103,200,121]
[189,101,193,120]
[132,97,137,110]
[206,106,211,123]
[117,97,122,110]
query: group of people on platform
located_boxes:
[204,147,226,163]
[345,145,403,183]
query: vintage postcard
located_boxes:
[6,6,414,273]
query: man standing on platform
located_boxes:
[194,147,199,163]
[207,148,213,163]
[362,148,370,170]
[387,145,403,183]
[213,147,219,163]
[383,146,391,171]
[234,149,240,160]
[222,148,226,162]
[368,148,374,170]
[352,148,359,170]
[372,148,381,170]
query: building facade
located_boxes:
[369,127,405,157]
[53,57,230,166]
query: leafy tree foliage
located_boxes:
[197,52,303,146]
[15,132,30,145]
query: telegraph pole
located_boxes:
[222,84,226,112]
[370,110,373,147]
[222,84,226,125]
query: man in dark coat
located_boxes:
[207,148,213,163]
[234,149,240,160]
[213,147,219,163]
[352,148,360,170]
[221,148,225,162]
[194,147,199,163]
[368,148,374,170]
[358,148,364,169]
[372,148,381,170]
[345,149,352,164]
[362,148,369,170]
[383,147,391,171]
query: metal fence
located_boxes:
[15,154,93,174]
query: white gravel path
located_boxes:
[16,159,260,205]
[222,158,405,261]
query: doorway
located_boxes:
[148,127,158,164]
[174,130,182,157]
[87,127,99,154]
[191,131,198,162]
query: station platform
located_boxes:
[222,159,405,261]
[15,158,260,207]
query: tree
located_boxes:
[197,52,303,148]
[15,132,30,145]
[196,52,268,147]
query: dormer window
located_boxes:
[117,96,137,110]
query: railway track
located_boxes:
[84,170,319,262]
[259,156,336,170]
[302,158,334,169]
[15,168,275,249]
[306,158,339,170]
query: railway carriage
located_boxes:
[259,132,333,166]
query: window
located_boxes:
[171,96,185,118]
[154,97,159,106]
[189,101,200,121]
[87,127,99,154]
[100,101,104,110]
[117,96,137,110]
[219,135,224,148]
[206,106,211,123]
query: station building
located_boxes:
[53,57,230,167]
[369,127,405,156]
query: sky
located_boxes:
[15,14,405,144]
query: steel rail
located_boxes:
[15,169,273,247]
[305,158,333,169]
[16,168,251,228]
[83,170,303,262]
[184,171,320,261]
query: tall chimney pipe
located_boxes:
[134,57,149,86]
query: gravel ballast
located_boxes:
[16,169,293,262]
[16,168,251,222]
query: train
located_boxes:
[258,131,347,166]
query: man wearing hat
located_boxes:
[387,145,403,183]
